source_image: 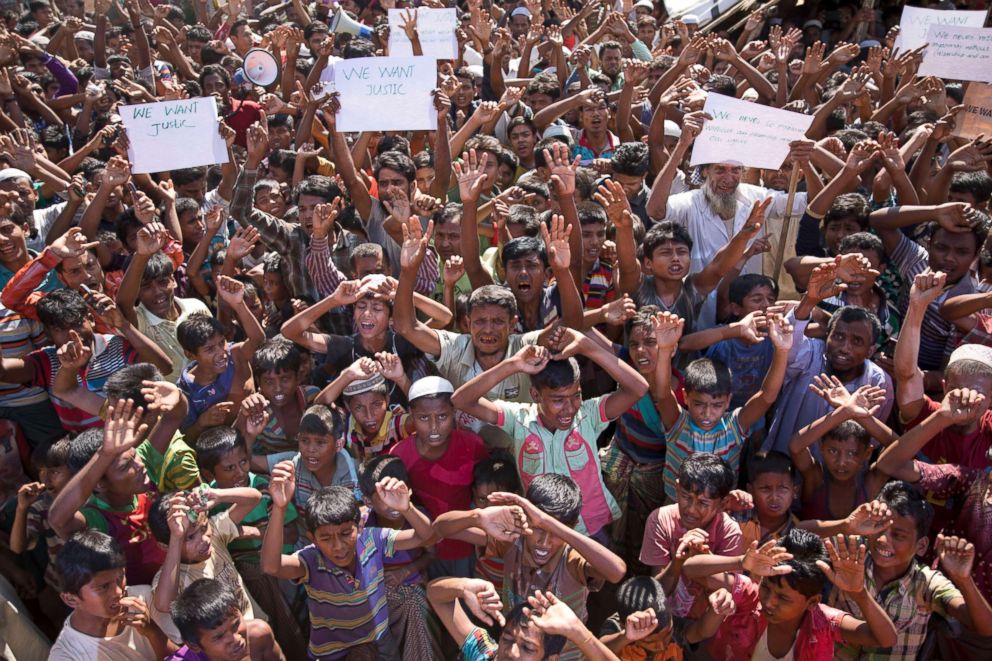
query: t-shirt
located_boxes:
[81,493,166,586]
[224,98,263,147]
[265,450,362,511]
[135,297,211,384]
[178,349,237,431]
[48,586,157,661]
[390,429,489,560]
[210,472,300,557]
[640,504,743,617]
[706,337,775,409]
[135,432,200,492]
[663,408,745,502]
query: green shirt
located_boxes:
[209,472,299,557]
[136,432,200,492]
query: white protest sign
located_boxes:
[334,56,437,132]
[894,6,988,51]
[120,97,228,174]
[919,25,992,81]
[690,95,813,170]
[953,82,992,139]
[388,8,457,60]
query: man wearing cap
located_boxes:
[508,6,532,40]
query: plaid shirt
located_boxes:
[829,555,961,661]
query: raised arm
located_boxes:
[260,460,306,580]
[392,216,443,356]
[645,111,706,221]
[738,314,793,432]
[893,271,946,423]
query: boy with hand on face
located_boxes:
[261,466,435,660]
[49,530,177,660]
[452,327,649,542]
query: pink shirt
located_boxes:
[639,504,743,616]
[390,429,489,560]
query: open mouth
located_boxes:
[358,321,377,333]
[272,393,287,405]
[531,548,550,563]
[874,547,895,559]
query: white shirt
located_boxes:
[49,585,157,661]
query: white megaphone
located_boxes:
[241,49,281,87]
[329,6,373,39]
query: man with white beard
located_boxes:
[644,111,816,328]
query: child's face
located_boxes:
[822,218,862,254]
[62,567,126,619]
[820,435,870,483]
[496,621,546,660]
[733,285,777,316]
[262,271,288,305]
[411,397,455,450]
[190,607,249,661]
[645,241,691,282]
[675,483,723,530]
[749,473,796,521]
[354,298,391,338]
[257,368,300,407]
[840,249,881,295]
[498,163,515,189]
[370,490,404,523]
[758,576,817,625]
[347,391,389,437]
[472,481,499,508]
[825,319,874,374]
[684,390,731,431]
[99,449,152,496]
[353,255,385,279]
[580,222,607,265]
[867,510,926,571]
[192,332,230,376]
[532,382,582,431]
[523,523,567,568]
[180,519,214,563]
[210,446,250,489]
[138,271,177,318]
[41,463,70,495]
[504,253,550,306]
[313,520,359,567]
[298,432,337,474]
[628,324,660,374]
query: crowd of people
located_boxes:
[1,0,992,658]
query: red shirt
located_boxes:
[223,98,262,148]
[390,429,489,561]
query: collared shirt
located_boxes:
[569,128,619,163]
[265,451,362,509]
[135,296,211,384]
[496,397,620,535]
[763,314,893,455]
[830,556,961,661]
[295,527,399,660]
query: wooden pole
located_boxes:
[772,163,801,283]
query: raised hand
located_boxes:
[624,608,659,642]
[592,178,632,225]
[57,329,93,371]
[443,255,465,287]
[525,591,586,638]
[909,270,947,308]
[936,534,976,581]
[140,380,182,413]
[939,388,988,426]
[245,118,270,167]
[452,148,492,203]
[675,528,710,561]
[399,216,434,270]
[844,501,894,537]
[462,579,505,626]
[765,313,793,352]
[513,344,551,375]
[375,352,405,382]
[216,275,246,308]
[543,141,580,198]
[85,292,126,328]
[477,504,532,542]
[240,393,270,437]
[375,476,412,513]
[310,198,343,240]
[680,110,711,143]
[839,384,887,419]
[934,202,982,234]
[742,540,794,576]
[197,401,234,427]
[809,373,850,409]
[331,279,363,306]
[227,226,260,261]
[102,399,148,457]
[652,311,684,350]
[166,492,191,538]
[724,489,754,513]
[735,310,768,344]
[817,535,867,594]
[269,459,295,508]
[602,294,637,325]
[805,262,843,304]
[16,482,45,509]
[135,221,168,256]
[540,214,572,272]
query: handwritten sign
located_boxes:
[334,56,437,132]
[894,6,988,51]
[919,25,992,82]
[953,83,992,139]
[120,97,228,174]
[388,8,457,60]
[690,94,813,170]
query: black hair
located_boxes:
[359,454,409,499]
[413,150,434,169]
[768,528,828,598]
[747,451,796,483]
[177,313,226,354]
[268,149,296,173]
[610,141,649,177]
[677,452,735,499]
[626,304,661,336]
[350,242,384,268]
[305,485,361,531]
[56,530,126,594]
[295,174,341,204]
[728,273,778,306]
[643,221,692,259]
[616,576,672,632]
[195,425,242,474]
[577,201,608,227]
[342,37,377,59]
[373,151,416,183]
[148,492,177,544]
[36,287,88,330]
[507,203,541,232]
[683,358,733,397]
[141,251,176,283]
[822,193,870,230]
[105,363,164,404]
[876,481,933,539]
[833,129,870,152]
[198,64,230,91]
[467,285,518,318]
[376,135,411,158]
[530,358,580,391]
[945,355,992,382]
[42,436,72,468]
[705,73,737,97]
[433,202,462,226]
[838,231,885,260]
[252,337,302,377]
[526,473,581,526]
[950,170,992,204]
[526,76,562,102]
[473,451,523,494]
[64,428,104,474]
[186,26,211,42]
[175,197,200,220]
[303,22,330,40]
[823,419,871,447]
[826,306,882,346]
[299,404,338,437]
[501,235,548,268]
[171,578,241,647]
[499,601,566,657]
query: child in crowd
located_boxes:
[360,455,442,659]
[654,310,793,499]
[789,378,894,522]
[471,453,523,592]
[168,578,284,661]
[391,376,489,578]
[264,404,361,510]
[148,485,265,644]
[737,452,800,549]
[639,453,743,618]
[433,474,626,661]
[178,277,265,439]
[261,466,434,659]
[452,327,649,541]
[245,337,320,456]
[49,530,175,660]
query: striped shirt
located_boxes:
[295,527,399,660]
[581,259,616,310]
[889,233,974,370]
[663,408,744,502]
[265,451,362,510]
[27,333,138,432]
[0,305,49,407]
